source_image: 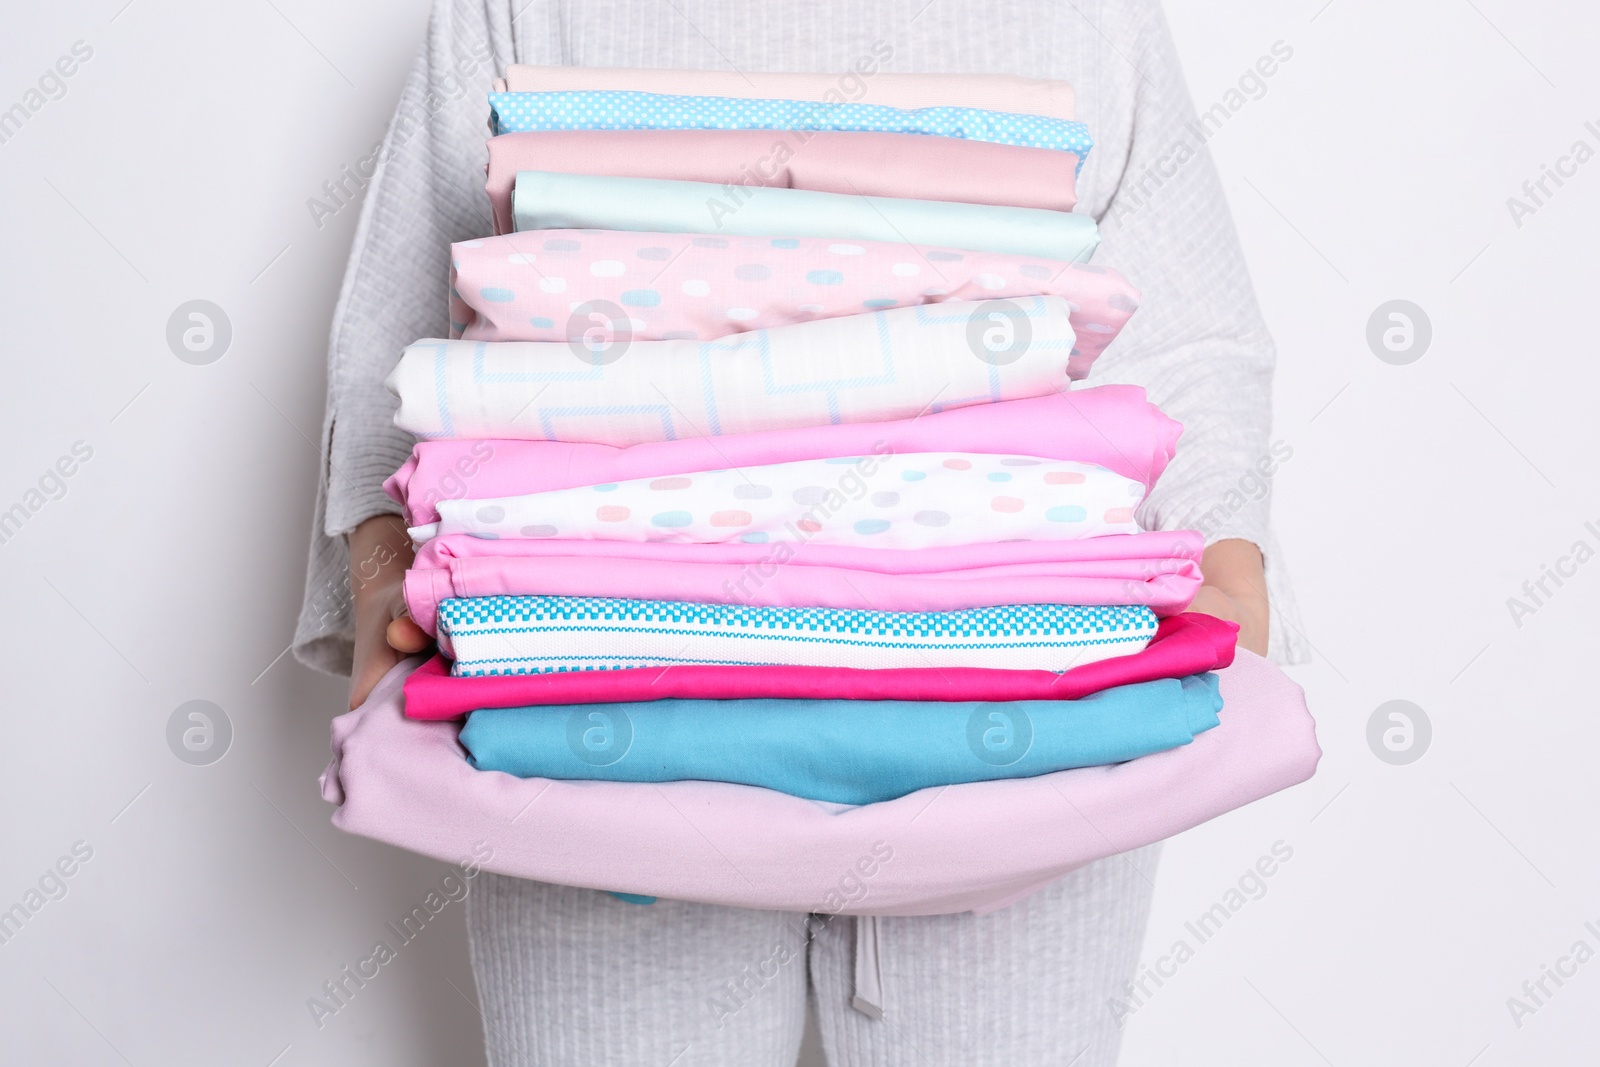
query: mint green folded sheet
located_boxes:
[511,170,1101,263]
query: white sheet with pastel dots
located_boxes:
[412,451,1144,548]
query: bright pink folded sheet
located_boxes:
[449,230,1138,358]
[401,612,1232,719]
[325,648,1318,915]
[385,387,1181,527]
[484,129,1080,233]
[404,532,1205,638]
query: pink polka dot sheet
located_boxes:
[447,229,1139,380]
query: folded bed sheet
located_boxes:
[387,298,1078,444]
[449,230,1136,360]
[493,65,1076,123]
[386,387,1181,527]
[459,673,1221,805]
[488,91,1092,161]
[435,595,1158,677]
[511,171,1100,262]
[404,531,1205,638]
[418,452,1144,548]
[325,648,1318,915]
[402,611,1231,718]
[484,130,1080,233]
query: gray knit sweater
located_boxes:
[293,0,1307,675]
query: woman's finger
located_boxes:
[386,611,433,654]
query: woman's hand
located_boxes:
[1188,539,1270,657]
[348,514,432,709]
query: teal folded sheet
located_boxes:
[511,170,1102,263]
[459,673,1222,805]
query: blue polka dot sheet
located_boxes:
[435,595,1159,677]
[510,170,1100,263]
[487,89,1092,171]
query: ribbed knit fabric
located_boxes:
[292,0,1309,675]
[815,847,1161,1065]
[467,875,810,1066]
[466,845,1160,1066]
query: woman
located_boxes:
[294,1,1301,1062]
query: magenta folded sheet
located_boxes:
[484,128,1080,233]
[401,612,1231,719]
[324,647,1318,915]
[385,387,1181,528]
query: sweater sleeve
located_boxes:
[293,0,517,675]
[1083,5,1308,663]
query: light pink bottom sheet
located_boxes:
[323,650,1319,915]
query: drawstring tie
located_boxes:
[851,915,885,1019]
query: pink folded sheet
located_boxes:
[401,612,1233,719]
[404,532,1206,638]
[325,647,1317,915]
[484,129,1080,233]
[449,230,1137,355]
[385,387,1181,527]
[493,65,1076,120]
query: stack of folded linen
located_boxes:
[328,65,1318,909]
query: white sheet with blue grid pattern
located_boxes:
[386,297,1078,444]
[436,595,1158,676]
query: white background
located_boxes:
[1,1,1595,1064]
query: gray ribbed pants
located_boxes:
[465,845,1159,1065]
